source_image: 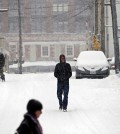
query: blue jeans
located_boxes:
[57,82,69,109]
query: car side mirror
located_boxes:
[73,58,77,61]
[107,58,112,62]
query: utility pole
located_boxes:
[110,0,120,73]
[95,0,105,53]
[105,1,110,58]
[101,0,105,53]
[17,0,22,74]
[95,0,98,35]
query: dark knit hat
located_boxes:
[27,99,43,114]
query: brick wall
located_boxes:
[46,0,53,33]
[23,0,31,33]
[36,45,41,61]
[24,45,30,61]
[68,0,75,33]
[50,44,55,59]
[1,0,8,33]
[74,44,80,58]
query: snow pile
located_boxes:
[9,61,76,68]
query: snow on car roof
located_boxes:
[76,51,109,66]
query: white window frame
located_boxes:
[41,45,50,57]
[66,45,74,57]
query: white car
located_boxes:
[75,51,110,78]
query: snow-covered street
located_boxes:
[0,71,120,134]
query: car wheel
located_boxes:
[76,76,83,79]
[76,72,83,79]
[76,75,79,79]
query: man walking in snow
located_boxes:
[54,54,72,112]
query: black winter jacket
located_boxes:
[54,62,72,83]
[15,113,43,134]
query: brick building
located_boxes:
[0,0,94,62]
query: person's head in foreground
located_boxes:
[27,99,43,118]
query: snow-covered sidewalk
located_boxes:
[0,71,120,134]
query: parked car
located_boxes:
[75,51,110,79]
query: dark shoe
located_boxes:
[63,107,67,112]
[59,106,62,110]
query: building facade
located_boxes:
[0,0,94,62]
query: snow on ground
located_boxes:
[9,61,76,68]
[0,71,120,134]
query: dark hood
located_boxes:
[59,54,66,63]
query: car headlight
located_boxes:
[101,67,109,71]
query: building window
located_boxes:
[58,22,63,32]
[31,17,46,33]
[53,4,57,12]
[54,21,67,33]
[58,4,63,12]
[8,0,18,16]
[53,3,68,33]
[66,45,74,57]
[30,0,46,33]
[41,46,49,57]
[8,17,18,33]
[53,4,68,12]
[63,4,68,11]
